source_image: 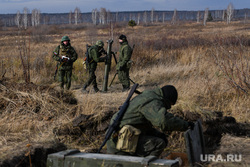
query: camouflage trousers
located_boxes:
[59,69,72,90]
[107,134,167,157]
[117,68,130,89]
[84,68,97,88]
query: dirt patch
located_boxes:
[55,108,249,156]
[0,143,66,167]
[53,110,115,151]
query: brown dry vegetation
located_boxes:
[0,21,249,166]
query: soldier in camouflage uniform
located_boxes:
[52,36,78,90]
[82,40,106,93]
[116,35,132,92]
[107,85,194,157]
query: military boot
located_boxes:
[93,86,99,93]
[122,85,130,92]
[81,84,88,93]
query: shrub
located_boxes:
[128,20,137,28]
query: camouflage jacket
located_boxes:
[52,42,78,70]
[110,88,189,134]
[88,45,105,70]
[116,41,132,70]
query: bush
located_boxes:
[128,20,136,28]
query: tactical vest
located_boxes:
[59,44,70,57]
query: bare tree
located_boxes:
[155,14,159,22]
[15,10,21,28]
[69,10,72,24]
[17,33,31,83]
[162,12,165,23]
[151,8,154,23]
[203,8,209,26]
[197,11,200,23]
[222,10,226,21]
[99,8,107,25]
[36,9,40,26]
[227,3,234,24]
[74,7,81,25]
[137,13,140,25]
[107,10,112,24]
[92,8,98,25]
[214,10,222,20]
[143,11,147,23]
[244,12,247,24]
[115,12,118,22]
[31,9,40,27]
[23,7,29,29]
[171,9,177,25]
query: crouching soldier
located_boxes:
[107,85,194,157]
[52,36,78,90]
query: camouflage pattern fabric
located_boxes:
[107,87,189,157]
[52,42,78,90]
[83,45,105,89]
[116,41,132,89]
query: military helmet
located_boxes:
[61,36,70,42]
[96,40,104,47]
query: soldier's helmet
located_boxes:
[96,40,104,48]
[61,36,70,42]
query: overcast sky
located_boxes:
[0,0,249,14]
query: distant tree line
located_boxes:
[0,3,249,28]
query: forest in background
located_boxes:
[0,7,250,27]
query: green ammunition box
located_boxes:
[47,149,179,167]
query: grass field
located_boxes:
[0,21,249,166]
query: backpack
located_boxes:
[83,44,91,70]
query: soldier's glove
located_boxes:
[99,48,106,55]
[188,121,195,130]
[61,56,70,62]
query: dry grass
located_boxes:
[209,134,250,167]
[0,21,249,165]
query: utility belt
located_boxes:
[115,125,141,153]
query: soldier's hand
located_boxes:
[119,66,124,71]
[188,121,195,130]
[62,58,68,62]
[61,56,70,62]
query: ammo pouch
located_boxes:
[116,125,141,153]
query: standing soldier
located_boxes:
[116,34,132,92]
[82,40,106,93]
[52,36,78,90]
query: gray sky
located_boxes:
[0,0,249,14]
